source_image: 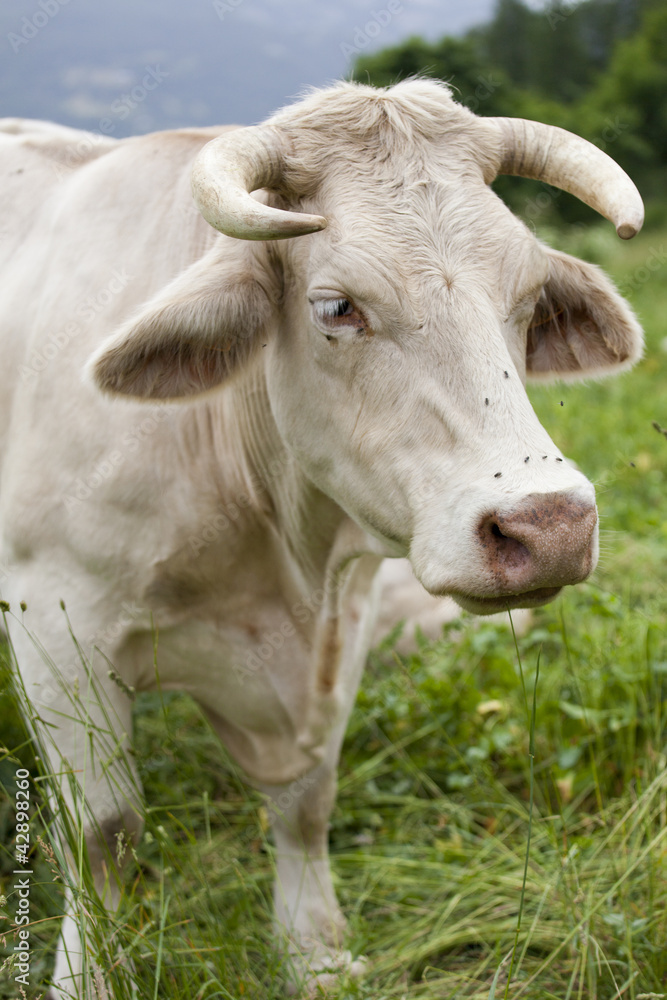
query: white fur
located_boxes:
[0,82,643,996]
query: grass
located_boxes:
[1,219,667,999]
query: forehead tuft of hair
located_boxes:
[269,78,478,143]
[267,79,498,195]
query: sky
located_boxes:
[0,0,505,136]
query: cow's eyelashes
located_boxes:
[311,297,367,335]
[318,298,354,321]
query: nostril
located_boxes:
[479,515,531,573]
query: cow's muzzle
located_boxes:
[455,491,598,613]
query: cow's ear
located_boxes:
[526,247,643,381]
[88,239,278,400]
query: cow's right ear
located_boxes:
[525,247,643,381]
[88,239,278,400]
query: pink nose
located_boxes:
[477,492,598,594]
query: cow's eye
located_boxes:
[311,297,367,334]
[319,298,354,321]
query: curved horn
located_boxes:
[488,118,644,239]
[191,126,327,241]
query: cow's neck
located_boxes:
[205,362,383,762]
[221,359,362,591]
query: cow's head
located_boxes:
[90,81,643,613]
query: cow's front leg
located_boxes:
[258,755,366,994]
[247,547,383,991]
[11,624,142,1000]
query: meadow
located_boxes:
[1,218,666,999]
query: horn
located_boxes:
[487,117,644,239]
[191,125,327,241]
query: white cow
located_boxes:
[0,80,643,997]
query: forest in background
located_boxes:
[352,0,666,226]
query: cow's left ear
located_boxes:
[526,247,643,381]
[88,238,278,400]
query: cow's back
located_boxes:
[0,122,231,470]
[0,121,117,462]
[0,121,236,562]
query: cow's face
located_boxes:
[91,81,643,612]
[263,181,639,611]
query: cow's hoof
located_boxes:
[287,950,367,996]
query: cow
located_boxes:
[0,79,643,997]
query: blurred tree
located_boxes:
[580,3,667,197]
[351,0,664,224]
[353,0,647,105]
[479,0,533,89]
[352,34,517,117]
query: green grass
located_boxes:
[1,221,667,999]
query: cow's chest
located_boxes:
[124,540,382,786]
[109,504,378,784]
[127,607,323,783]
